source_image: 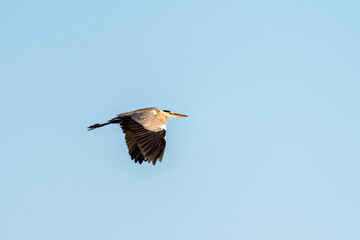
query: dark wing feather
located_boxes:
[119,116,166,165]
[124,130,145,164]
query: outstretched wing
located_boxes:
[119,116,166,165]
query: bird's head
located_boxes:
[162,110,188,118]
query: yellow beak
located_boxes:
[171,113,188,117]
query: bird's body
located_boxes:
[88,108,188,165]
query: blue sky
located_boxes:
[1,1,359,239]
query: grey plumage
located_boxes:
[88,107,187,165]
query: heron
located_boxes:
[88,107,188,165]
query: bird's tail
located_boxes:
[88,117,122,131]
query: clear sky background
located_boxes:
[1,1,359,239]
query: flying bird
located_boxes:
[88,107,188,165]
